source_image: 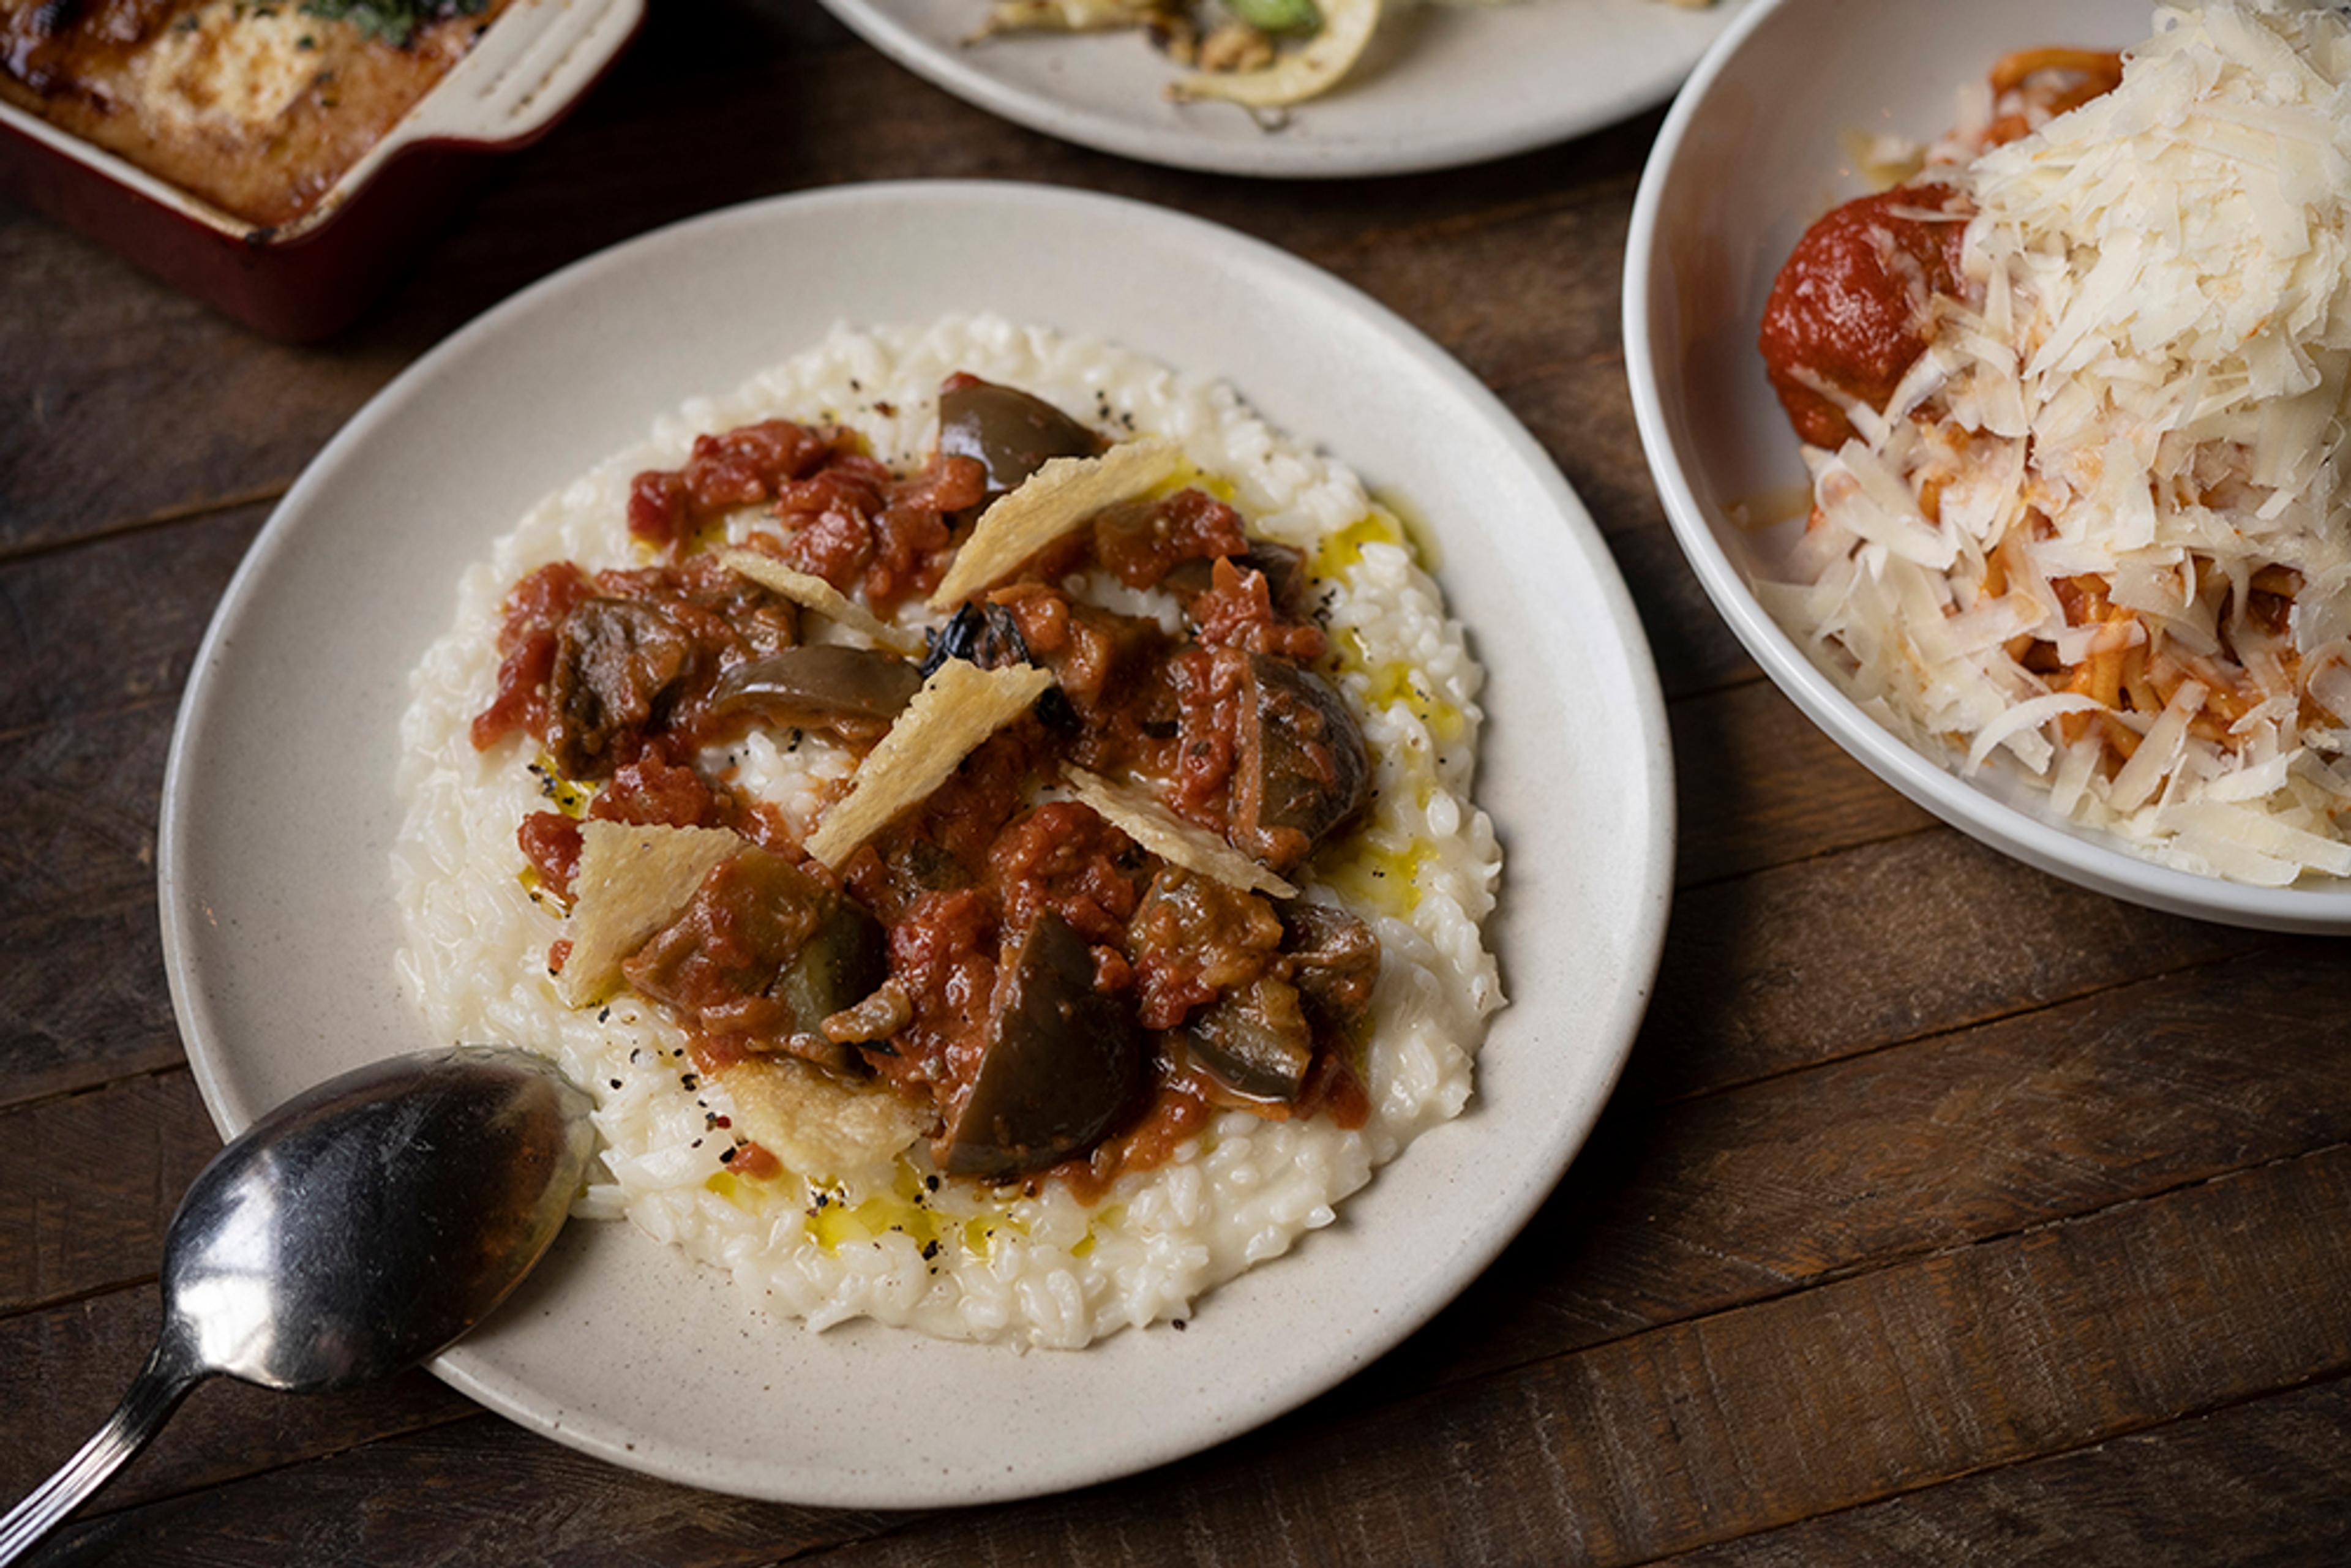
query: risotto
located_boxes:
[392,315,1502,1348]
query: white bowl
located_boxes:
[1623,0,2351,934]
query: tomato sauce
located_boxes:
[1758,184,1974,449]
[476,380,1382,1196]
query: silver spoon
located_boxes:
[0,1046,594,1564]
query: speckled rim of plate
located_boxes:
[159,180,1674,1507]
[816,0,1745,179]
[1624,0,2351,935]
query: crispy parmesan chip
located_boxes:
[806,660,1057,867]
[927,437,1185,610]
[559,821,743,1006]
[1065,768,1297,898]
[1166,0,1381,108]
[719,549,927,657]
[716,1054,926,1184]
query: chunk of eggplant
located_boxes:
[1163,541,1308,616]
[708,646,921,735]
[622,846,888,1067]
[1278,901,1379,1026]
[938,377,1104,502]
[940,912,1142,1179]
[919,602,1078,732]
[1182,973,1314,1105]
[1232,654,1371,868]
[547,598,699,779]
[919,600,1032,678]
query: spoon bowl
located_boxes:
[0,1046,594,1562]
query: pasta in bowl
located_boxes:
[1628,0,2351,930]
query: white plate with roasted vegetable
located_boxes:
[816,0,1743,177]
[162,182,1672,1504]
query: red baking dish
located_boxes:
[0,0,645,343]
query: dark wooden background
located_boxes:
[6,3,2349,1562]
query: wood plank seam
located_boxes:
[0,483,287,571]
[1445,1135,2351,1422]
[763,1516,929,1568]
[8,1270,162,1323]
[0,690,182,751]
[1322,172,1641,264]
[1610,1364,2351,1568]
[0,1060,192,1124]
[1674,820,1944,895]
[738,1143,2351,1567]
[42,1136,2348,1543]
[61,1404,492,1531]
[1655,669,1769,710]
[1,943,2308,1332]
[1483,342,1637,397]
[1643,936,2278,1109]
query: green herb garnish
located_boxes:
[1223,0,1322,35]
[298,0,489,47]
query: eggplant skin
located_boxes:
[1233,655,1373,869]
[919,601,1033,680]
[1163,541,1308,616]
[1279,901,1380,1026]
[919,602,1080,732]
[937,377,1104,501]
[940,912,1143,1179]
[708,645,922,733]
[622,846,888,1070]
[1183,974,1314,1105]
[547,598,699,779]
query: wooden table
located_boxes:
[6,4,2347,1562]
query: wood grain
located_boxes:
[13,942,2343,1544]
[40,1413,892,1568]
[6,0,2342,1557]
[44,1144,2351,1567]
[1603,523,1759,700]
[0,505,266,737]
[1657,1375,2351,1567]
[1671,678,1938,885]
[1303,941,2351,1405]
[782,1144,2351,1568]
[0,1070,213,1316]
[0,707,181,1109]
[0,809,2267,1330]
[1636,825,2267,1100]
[1,1286,474,1525]
[1,14,1667,557]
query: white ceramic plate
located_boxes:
[817,0,1743,178]
[161,181,1674,1506]
[1624,0,2351,934]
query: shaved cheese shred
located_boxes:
[2105,680,2205,814]
[806,660,1056,867]
[928,438,1183,610]
[561,822,743,1006]
[1962,693,2107,775]
[719,549,927,656]
[1064,768,1298,898]
[1760,1,2351,885]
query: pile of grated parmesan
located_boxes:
[1760,0,2351,886]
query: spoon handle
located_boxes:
[0,1341,203,1566]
